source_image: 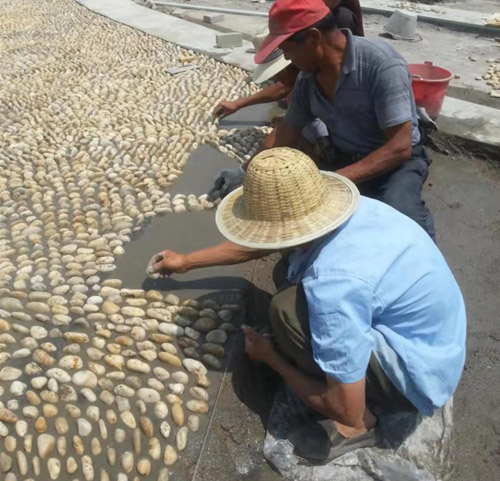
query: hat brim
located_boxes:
[252,54,291,83]
[254,31,294,64]
[215,172,360,250]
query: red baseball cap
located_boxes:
[254,0,331,64]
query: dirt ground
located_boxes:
[424,138,500,481]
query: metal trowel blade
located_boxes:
[165,64,200,75]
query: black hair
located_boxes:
[288,11,337,43]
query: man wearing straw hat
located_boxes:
[149,148,466,463]
[213,0,436,240]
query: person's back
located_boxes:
[293,197,466,414]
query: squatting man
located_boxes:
[148,147,466,463]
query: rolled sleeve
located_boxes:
[284,73,315,131]
[302,274,375,383]
[372,60,414,130]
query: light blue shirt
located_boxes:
[287,197,466,415]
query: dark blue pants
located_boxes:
[359,145,436,240]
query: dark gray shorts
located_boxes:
[269,282,417,414]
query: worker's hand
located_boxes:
[213,100,240,120]
[243,326,275,363]
[207,165,245,200]
[146,250,187,277]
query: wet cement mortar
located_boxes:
[1,2,500,481]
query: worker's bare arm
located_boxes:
[213,82,292,119]
[268,348,367,427]
[272,118,301,148]
[150,241,271,276]
[182,241,270,269]
[241,119,300,171]
[244,327,374,431]
[335,121,412,183]
[240,82,292,106]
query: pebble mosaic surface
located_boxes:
[0,0,271,480]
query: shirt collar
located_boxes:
[286,213,354,284]
[340,28,357,76]
[287,233,333,284]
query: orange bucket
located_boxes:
[409,61,453,120]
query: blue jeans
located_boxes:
[359,145,436,240]
[323,144,436,240]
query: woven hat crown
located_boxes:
[243,148,329,222]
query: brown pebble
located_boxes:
[25,391,41,406]
[137,458,151,476]
[0,408,18,424]
[163,444,177,466]
[73,435,84,455]
[140,416,154,438]
[133,428,141,454]
[171,404,184,427]
[35,416,47,433]
[149,333,174,344]
[195,373,211,388]
[158,352,182,367]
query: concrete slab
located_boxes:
[438,96,500,148]
[203,13,224,24]
[360,15,500,103]
[375,19,500,112]
[423,149,500,481]
[216,32,243,48]
[110,209,247,300]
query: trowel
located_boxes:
[164,64,200,75]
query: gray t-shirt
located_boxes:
[284,30,420,157]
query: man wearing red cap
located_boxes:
[214,0,435,240]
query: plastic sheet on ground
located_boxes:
[263,387,454,481]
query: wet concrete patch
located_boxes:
[217,104,278,131]
[170,145,239,197]
[109,209,247,304]
[111,140,251,304]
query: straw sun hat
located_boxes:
[216,148,359,249]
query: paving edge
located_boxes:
[438,97,500,153]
